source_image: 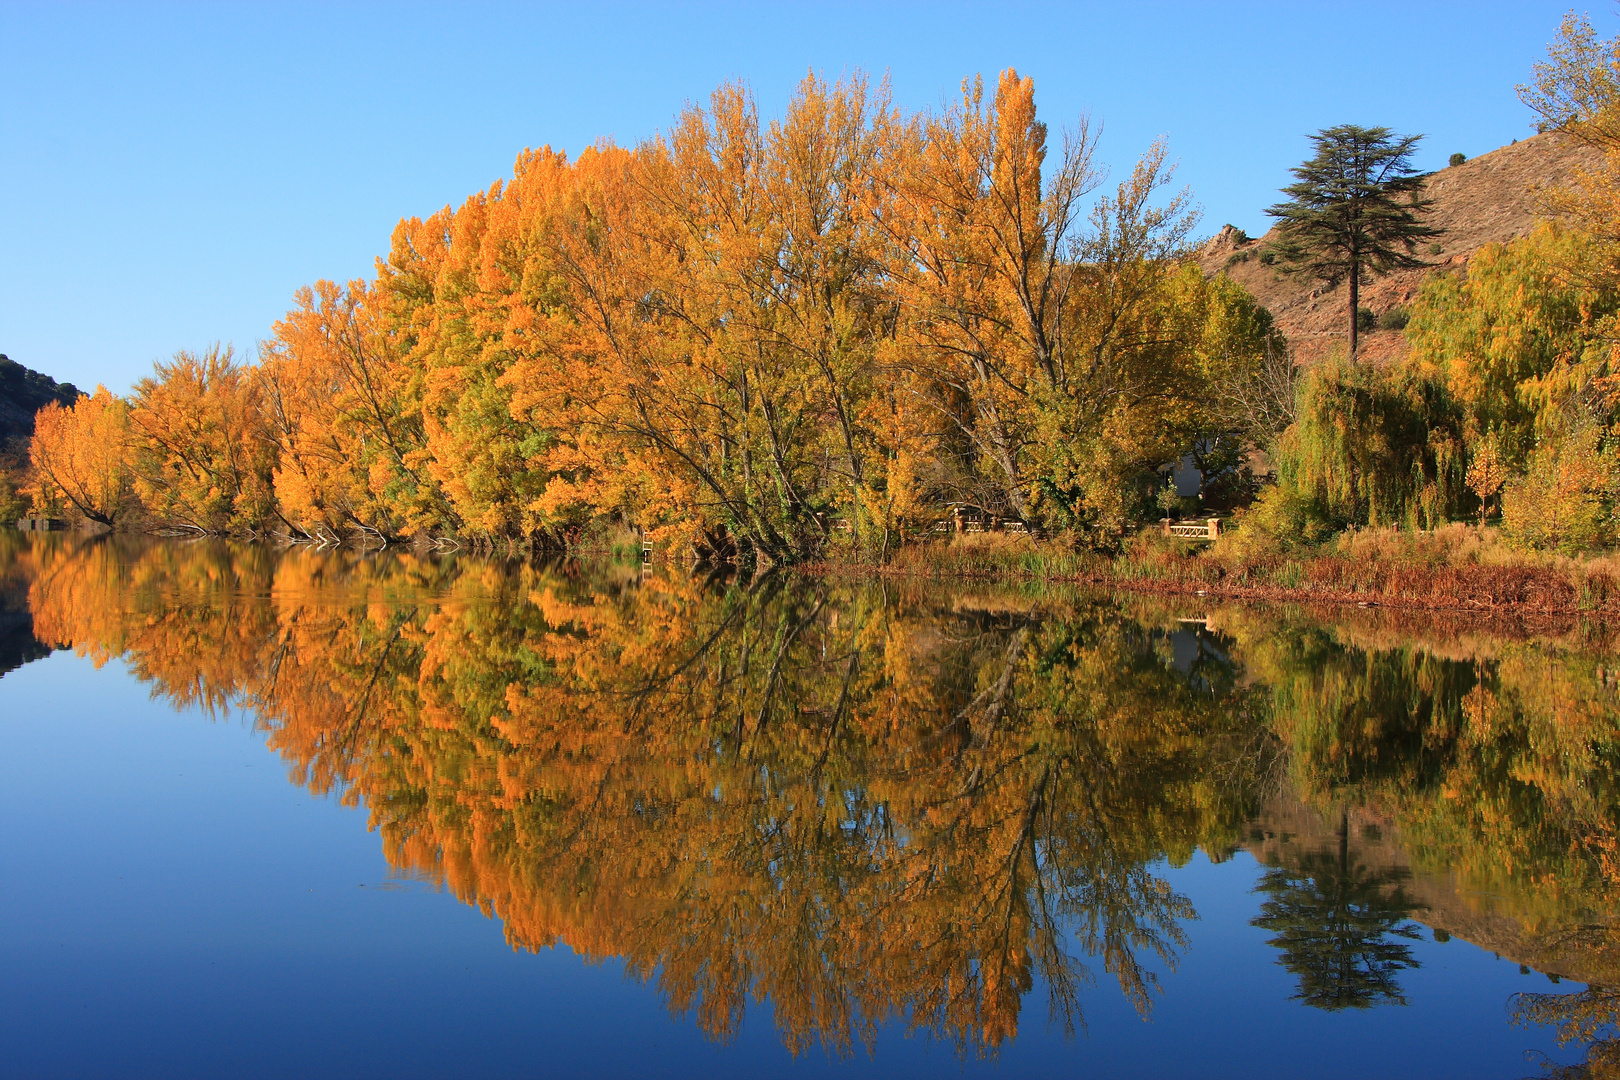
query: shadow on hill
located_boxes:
[0,353,77,448]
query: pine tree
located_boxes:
[1265,125,1440,359]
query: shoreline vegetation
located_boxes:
[14,16,1620,625]
[809,524,1620,620]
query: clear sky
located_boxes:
[1,1,1608,394]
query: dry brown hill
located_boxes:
[1199,132,1603,364]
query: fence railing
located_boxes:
[1162,518,1221,540]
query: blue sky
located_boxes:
[1,1,1607,394]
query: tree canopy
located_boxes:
[1265,124,1440,359]
[23,70,1283,555]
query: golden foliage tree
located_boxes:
[28,387,133,526]
[261,278,450,540]
[128,345,277,534]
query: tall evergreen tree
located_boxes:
[1251,821,1424,1011]
[1266,125,1440,359]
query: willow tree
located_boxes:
[1265,125,1440,359]
[1519,11,1620,283]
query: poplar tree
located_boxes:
[1265,125,1440,359]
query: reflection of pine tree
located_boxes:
[1252,813,1424,1010]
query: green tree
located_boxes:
[1265,125,1441,359]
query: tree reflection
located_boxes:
[1515,987,1620,1079]
[16,534,1620,1061]
[19,536,1273,1056]
[1252,813,1423,1009]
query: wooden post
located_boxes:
[1207,518,1220,539]
[1161,518,1172,537]
[953,508,964,534]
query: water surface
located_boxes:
[2,533,1615,1078]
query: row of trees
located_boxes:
[25,71,1285,558]
[36,19,1620,558]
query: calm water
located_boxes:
[1,533,1615,1079]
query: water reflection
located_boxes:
[9,533,1620,1068]
[1251,816,1424,1010]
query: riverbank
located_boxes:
[805,524,1620,619]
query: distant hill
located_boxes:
[0,354,78,449]
[1199,131,1603,364]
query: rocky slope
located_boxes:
[0,354,77,449]
[1200,132,1604,364]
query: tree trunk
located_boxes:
[1348,265,1360,362]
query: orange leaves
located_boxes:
[127,345,277,534]
[31,68,1255,551]
[29,386,132,526]
[262,278,444,540]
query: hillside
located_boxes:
[1200,131,1603,364]
[0,354,77,450]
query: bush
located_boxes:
[1427,242,1443,255]
[1259,250,1277,266]
[0,462,29,523]
[1237,482,1335,547]
[1449,152,1467,167]
[1378,307,1410,331]
[1502,427,1616,552]
[1356,307,1378,333]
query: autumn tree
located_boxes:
[378,192,551,542]
[28,387,133,526]
[128,345,278,534]
[1520,11,1620,285]
[877,71,1277,539]
[1265,125,1440,360]
[261,278,450,541]
[510,75,921,560]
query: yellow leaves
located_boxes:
[29,68,1272,551]
[29,386,131,526]
[126,345,277,534]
